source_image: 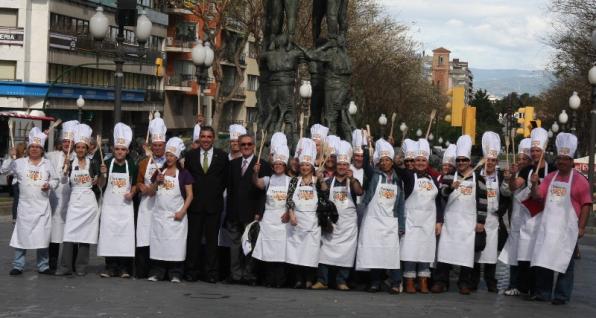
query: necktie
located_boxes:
[241,159,248,176]
[387,174,392,184]
[202,151,209,173]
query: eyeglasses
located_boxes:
[456,158,470,163]
[240,143,253,147]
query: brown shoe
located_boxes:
[418,277,430,294]
[459,287,472,295]
[311,282,328,290]
[337,283,350,291]
[430,283,446,293]
[405,278,416,294]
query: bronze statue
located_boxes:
[266,0,299,50]
[313,0,349,45]
[308,37,327,128]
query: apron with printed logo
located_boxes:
[286,177,321,267]
[50,151,71,243]
[63,158,99,244]
[477,172,499,264]
[516,167,546,261]
[137,157,163,247]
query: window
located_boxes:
[0,60,16,80]
[247,75,258,91]
[246,108,258,123]
[439,56,444,65]
[248,42,257,59]
[0,8,18,27]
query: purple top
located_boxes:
[152,168,195,199]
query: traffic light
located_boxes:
[155,57,164,77]
[515,106,539,137]
[462,106,476,144]
[450,86,466,127]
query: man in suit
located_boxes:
[184,126,229,283]
[225,134,270,284]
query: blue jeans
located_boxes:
[13,248,49,271]
[371,269,402,288]
[317,264,350,285]
[534,257,575,301]
[403,261,431,278]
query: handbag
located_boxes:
[475,229,487,252]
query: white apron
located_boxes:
[319,178,358,267]
[437,173,477,268]
[10,160,52,249]
[50,151,71,243]
[63,158,100,244]
[400,174,438,263]
[97,160,135,257]
[285,177,321,267]
[498,177,525,265]
[136,157,162,247]
[356,177,400,270]
[531,172,578,273]
[150,169,188,261]
[252,175,290,262]
[476,172,499,264]
[517,168,545,261]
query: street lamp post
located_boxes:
[192,40,215,126]
[299,81,313,137]
[89,7,153,126]
[559,110,569,132]
[569,91,581,136]
[588,28,596,202]
[378,114,387,138]
[76,95,85,122]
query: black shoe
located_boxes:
[9,269,22,276]
[38,269,53,275]
[368,285,380,293]
[551,299,567,305]
[293,281,304,289]
[206,277,217,284]
[524,294,547,302]
[247,279,257,287]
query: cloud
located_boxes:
[378,0,553,70]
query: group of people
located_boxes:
[1,118,591,306]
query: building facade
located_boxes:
[424,47,474,103]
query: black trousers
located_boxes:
[49,242,60,271]
[185,211,221,281]
[58,242,87,274]
[433,262,474,289]
[150,260,184,281]
[517,261,535,294]
[263,262,286,287]
[105,257,133,274]
[227,220,256,282]
[292,265,315,285]
[472,262,497,290]
[135,246,151,278]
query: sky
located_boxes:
[378,0,554,70]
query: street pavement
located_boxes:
[0,216,595,318]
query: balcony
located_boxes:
[165,37,195,52]
[221,86,246,101]
[220,53,247,68]
[224,17,247,33]
[160,0,194,15]
[164,74,194,92]
[0,26,24,46]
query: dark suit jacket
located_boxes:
[185,147,229,215]
[225,156,270,224]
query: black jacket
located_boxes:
[185,147,229,215]
[225,156,270,224]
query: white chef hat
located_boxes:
[555,133,577,158]
[294,137,306,158]
[325,135,341,155]
[518,138,531,158]
[270,132,287,154]
[61,120,79,141]
[229,124,247,141]
[310,124,329,142]
[149,117,167,143]
[336,140,353,164]
[530,127,548,151]
[456,135,473,159]
[113,122,133,149]
[481,131,501,159]
[27,126,47,147]
[298,138,317,165]
[442,144,457,166]
[416,138,431,160]
[402,139,417,160]
[165,137,186,158]
[193,124,201,142]
[352,129,365,155]
[373,138,394,164]
[272,144,290,164]
[74,124,93,146]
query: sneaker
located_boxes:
[504,288,521,296]
[171,277,181,283]
[148,276,158,282]
[99,270,114,278]
[9,268,22,276]
[120,272,131,279]
[75,271,87,277]
[311,282,328,290]
[337,283,350,291]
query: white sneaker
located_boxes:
[171,277,181,283]
[504,288,520,296]
[147,276,158,282]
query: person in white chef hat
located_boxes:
[401,139,418,171]
[252,133,292,287]
[4,127,59,275]
[528,133,591,305]
[310,124,329,167]
[97,123,137,278]
[322,135,340,180]
[147,137,194,283]
[433,135,488,295]
[229,124,247,160]
[356,138,405,294]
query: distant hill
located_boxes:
[471,69,555,98]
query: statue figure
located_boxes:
[300,36,355,140]
[259,34,304,147]
[307,37,327,127]
[266,0,299,50]
[312,0,349,45]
